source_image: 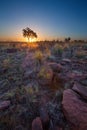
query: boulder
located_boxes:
[67,72,84,81]
[72,82,87,100]
[32,117,43,130]
[62,89,87,130]
[62,58,71,63]
[0,100,10,111]
[48,62,63,73]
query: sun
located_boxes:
[29,37,36,42]
[25,37,36,43]
[26,38,29,42]
[29,37,32,42]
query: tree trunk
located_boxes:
[28,37,29,42]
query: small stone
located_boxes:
[0,100,10,110]
[62,58,71,63]
[24,70,34,79]
[32,117,43,130]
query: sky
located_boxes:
[0,0,87,41]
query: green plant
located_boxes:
[52,44,63,56]
[34,50,43,65]
[83,44,87,49]
[4,91,15,99]
[76,51,86,59]
[38,66,52,79]
[3,58,10,68]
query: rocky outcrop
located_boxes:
[62,88,87,130]
[48,62,63,73]
[72,82,87,100]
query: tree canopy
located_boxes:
[22,27,37,42]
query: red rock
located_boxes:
[0,100,10,110]
[67,72,84,81]
[32,117,43,130]
[48,62,63,73]
[62,89,87,130]
[62,58,71,63]
[72,82,87,100]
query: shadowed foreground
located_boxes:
[0,41,87,130]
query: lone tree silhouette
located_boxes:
[22,27,37,42]
[65,37,71,42]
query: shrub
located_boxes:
[3,58,10,68]
[83,44,87,50]
[38,66,52,79]
[4,91,15,99]
[45,47,51,57]
[76,51,86,59]
[63,43,69,50]
[52,44,63,56]
[34,50,43,65]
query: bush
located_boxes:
[52,44,63,56]
[3,58,10,68]
[34,50,43,65]
[38,66,53,80]
[83,44,87,50]
[76,51,86,59]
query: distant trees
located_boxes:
[65,37,71,42]
[22,27,37,42]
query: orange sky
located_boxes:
[0,32,63,42]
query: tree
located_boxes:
[65,37,71,42]
[22,27,37,42]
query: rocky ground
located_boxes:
[0,42,87,130]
